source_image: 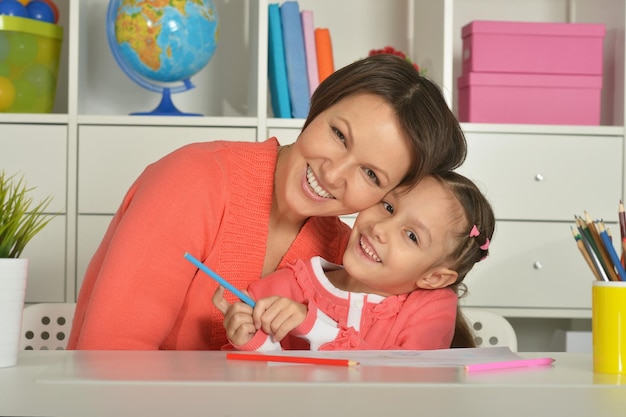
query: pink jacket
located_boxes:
[235,256,458,351]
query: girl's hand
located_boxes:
[253,296,307,342]
[212,286,256,346]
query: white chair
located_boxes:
[461,308,518,352]
[20,303,76,350]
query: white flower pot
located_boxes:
[0,258,28,368]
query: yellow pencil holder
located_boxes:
[0,15,63,113]
[592,281,626,374]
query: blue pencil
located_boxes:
[597,222,626,281]
[184,252,256,307]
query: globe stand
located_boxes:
[106,0,219,117]
[131,87,201,117]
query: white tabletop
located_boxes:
[1,350,624,417]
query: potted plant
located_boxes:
[0,170,54,367]
[0,170,54,258]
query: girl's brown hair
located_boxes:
[431,171,496,348]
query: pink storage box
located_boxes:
[457,72,602,125]
[462,20,605,75]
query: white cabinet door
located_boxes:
[77,126,256,214]
[458,133,622,221]
[0,124,68,302]
[20,216,67,302]
[462,221,597,311]
[0,124,67,212]
[267,128,300,145]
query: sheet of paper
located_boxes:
[263,347,523,367]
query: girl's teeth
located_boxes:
[306,166,334,199]
[360,238,381,262]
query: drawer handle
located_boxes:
[535,174,545,182]
[533,261,543,270]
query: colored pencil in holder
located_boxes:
[618,200,626,267]
[576,216,613,281]
[597,221,626,281]
[618,200,626,239]
[583,212,619,281]
[571,226,603,281]
[575,222,609,282]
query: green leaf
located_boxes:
[0,170,56,258]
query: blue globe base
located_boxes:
[131,88,202,117]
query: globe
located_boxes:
[106,0,219,116]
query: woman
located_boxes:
[68,54,467,350]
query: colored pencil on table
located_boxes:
[464,357,555,372]
[583,212,619,281]
[571,226,603,281]
[183,252,257,307]
[226,352,359,367]
[597,221,626,281]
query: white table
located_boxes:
[0,350,624,417]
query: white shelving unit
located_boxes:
[1,0,624,350]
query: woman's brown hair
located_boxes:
[304,54,467,189]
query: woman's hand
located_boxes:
[212,286,256,346]
[253,296,307,342]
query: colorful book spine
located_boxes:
[280,1,310,118]
[300,10,319,97]
[267,3,291,118]
[315,28,334,82]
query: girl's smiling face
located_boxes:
[342,176,463,296]
[275,93,413,221]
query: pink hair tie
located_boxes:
[480,238,490,251]
[469,225,480,237]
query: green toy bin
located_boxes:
[0,15,63,113]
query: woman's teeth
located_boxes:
[360,238,381,262]
[306,166,334,199]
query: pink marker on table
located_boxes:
[465,357,555,372]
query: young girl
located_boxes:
[68,54,467,350]
[214,171,495,351]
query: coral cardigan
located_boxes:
[68,139,350,350]
[234,256,458,351]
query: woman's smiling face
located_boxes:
[275,93,413,220]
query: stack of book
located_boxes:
[571,204,626,282]
[268,1,335,119]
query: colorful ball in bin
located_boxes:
[0,0,28,17]
[26,0,55,23]
[0,32,8,61]
[7,31,38,67]
[38,0,58,24]
[9,78,37,112]
[35,33,60,63]
[0,15,63,113]
[0,76,16,111]
[22,63,54,96]
[0,62,9,77]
